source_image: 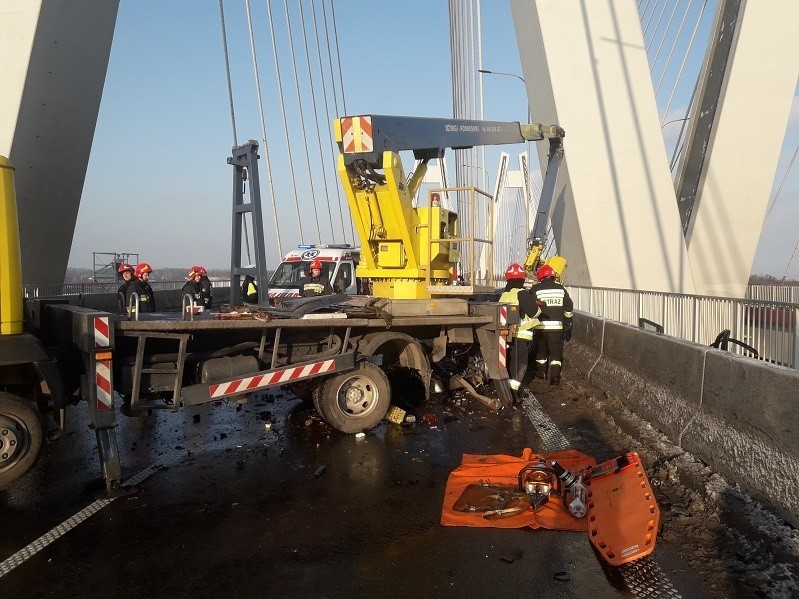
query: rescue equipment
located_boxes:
[585,452,660,566]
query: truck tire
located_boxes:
[0,392,43,489]
[316,362,390,433]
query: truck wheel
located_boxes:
[316,362,390,433]
[0,392,43,489]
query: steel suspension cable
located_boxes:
[655,0,695,95]
[244,0,283,257]
[641,0,662,38]
[310,0,349,244]
[660,0,707,126]
[319,0,354,243]
[299,0,337,243]
[284,0,322,244]
[648,0,682,76]
[764,140,799,224]
[265,0,305,242]
[328,0,347,114]
[218,0,239,147]
[644,0,669,47]
[320,1,340,117]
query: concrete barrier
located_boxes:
[567,311,799,527]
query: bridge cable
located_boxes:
[218,0,239,147]
[219,0,253,264]
[284,0,322,245]
[647,0,682,77]
[298,0,337,243]
[654,0,695,95]
[243,0,283,257]
[644,0,669,46]
[641,0,663,38]
[660,0,708,127]
[328,0,348,114]
[310,0,349,244]
[265,0,305,243]
[764,140,799,225]
[320,0,355,243]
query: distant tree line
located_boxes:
[748,274,799,286]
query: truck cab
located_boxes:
[267,244,364,302]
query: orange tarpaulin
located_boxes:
[441,448,597,532]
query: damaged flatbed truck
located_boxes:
[0,116,565,494]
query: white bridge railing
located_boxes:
[568,285,799,370]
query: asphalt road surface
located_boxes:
[2,363,797,598]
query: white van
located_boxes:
[267,244,364,302]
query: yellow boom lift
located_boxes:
[334,115,565,299]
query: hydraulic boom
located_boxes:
[334,115,564,299]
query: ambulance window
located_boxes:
[333,263,352,293]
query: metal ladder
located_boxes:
[125,331,191,411]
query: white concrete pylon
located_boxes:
[511,0,695,293]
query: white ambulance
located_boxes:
[267,244,364,302]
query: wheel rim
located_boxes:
[334,374,379,419]
[0,413,31,473]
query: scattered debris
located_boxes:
[499,547,523,563]
[553,571,570,581]
[313,464,327,479]
[192,414,201,423]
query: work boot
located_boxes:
[550,376,561,386]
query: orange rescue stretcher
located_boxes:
[441,448,660,566]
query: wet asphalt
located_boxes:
[1,370,712,599]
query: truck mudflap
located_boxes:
[182,352,356,407]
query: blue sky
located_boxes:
[71,0,798,277]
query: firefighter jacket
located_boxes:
[499,287,539,340]
[130,280,156,312]
[517,278,573,332]
[199,276,213,308]
[299,275,333,297]
[182,280,202,305]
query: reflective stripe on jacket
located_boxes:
[499,288,538,340]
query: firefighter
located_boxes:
[131,262,156,312]
[498,263,538,402]
[242,274,258,303]
[117,264,135,295]
[192,265,213,309]
[117,264,136,312]
[299,259,333,297]
[181,267,203,307]
[517,264,573,385]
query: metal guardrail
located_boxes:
[23,280,231,298]
[747,284,799,304]
[568,285,799,369]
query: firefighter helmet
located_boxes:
[310,259,323,271]
[536,264,556,281]
[118,264,134,274]
[505,263,526,280]
[193,265,207,277]
[134,262,152,278]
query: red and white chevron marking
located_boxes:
[341,117,355,153]
[95,358,112,412]
[94,317,110,348]
[499,305,507,326]
[209,359,336,399]
[498,335,507,369]
[341,116,373,153]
